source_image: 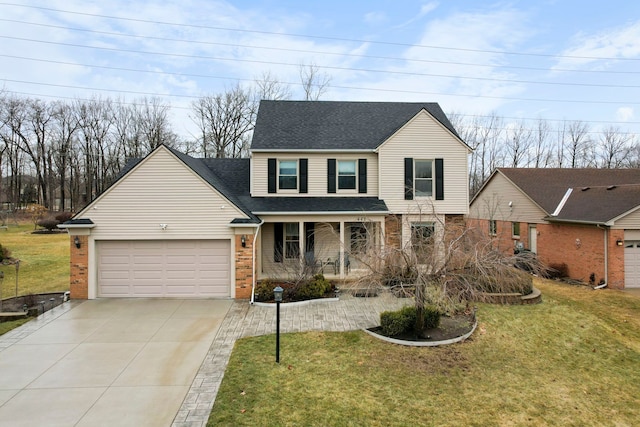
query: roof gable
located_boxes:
[250,100,461,151]
[494,168,640,224]
[76,145,254,222]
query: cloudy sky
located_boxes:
[1,0,639,139]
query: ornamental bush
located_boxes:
[380,305,441,336]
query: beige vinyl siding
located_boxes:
[251,152,378,197]
[377,111,470,215]
[80,147,246,240]
[469,173,548,223]
[260,222,342,277]
[613,208,640,229]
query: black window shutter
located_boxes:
[358,159,367,194]
[305,222,315,253]
[299,158,308,193]
[435,158,444,200]
[327,159,336,193]
[267,158,276,193]
[404,158,413,200]
[274,222,283,262]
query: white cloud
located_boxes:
[553,21,640,69]
[616,107,634,122]
[393,2,439,29]
[364,12,386,26]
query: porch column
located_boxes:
[339,220,345,278]
[379,219,386,254]
[299,220,304,261]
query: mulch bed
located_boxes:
[368,312,475,342]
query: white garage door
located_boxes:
[98,240,231,297]
[624,241,640,288]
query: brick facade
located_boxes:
[384,214,402,250]
[69,235,89,299]
[469,218,626,289]
[234,233,254,299]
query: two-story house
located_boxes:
[61,101,471,300]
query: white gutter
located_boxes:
[57,223,96,229]
[252,211,389,216]
[551,188,573,217]
[250,221,263,305]
[250,149,375,153]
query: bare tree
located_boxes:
[597,126,632,169]
[504,119,533,167]
[50,101,79,211]
[531,118,553,168]
[190,83,255,158]
[299,62,332,100]
[566,120,592,168]
[254,71,292,101]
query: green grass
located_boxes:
[0,224,69,300]
[209,279,640,426]
[0,317,31,335]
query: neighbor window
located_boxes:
[489,219,497,236]
[414,160,433,197]
[284,223,300,259]
[279,160,297,190]
[512,222,520,237]
[411,222,435,263]
[338,160,357,190]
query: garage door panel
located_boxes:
[98,240,231,297]
[625,241,640,288]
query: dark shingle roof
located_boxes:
[551,185,640,223]
[251,100,461,150]
[498,168,640,223]
[242,197,388,214]
[168,147,389,217]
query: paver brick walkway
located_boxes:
[173,293,409,427]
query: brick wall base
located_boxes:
[235,233,254,299]
[69,235,89,299]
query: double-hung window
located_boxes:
[414,160,433,197]
[338,160,357,190]
[489,220,497,236]
[279,160,297,190]
[284,223,300,259]
[512,222,520,238]
[411,222,435,263]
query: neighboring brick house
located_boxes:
[60,101,471,300]
[469,168,640,289]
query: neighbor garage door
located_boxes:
[98,240,231,297]
[624,241,640,288]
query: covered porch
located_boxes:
[257,214,386,280]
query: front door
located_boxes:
[529,225,537,253]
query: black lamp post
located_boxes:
[274,286,283,363]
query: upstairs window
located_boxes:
[414,160,433,197]
[279,160,297,190]
[338,160,357,190]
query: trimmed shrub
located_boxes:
[254,279,275,302]
[547,263,569,279]
[36,218,59,231]
[55,212,74,223]
[422,305,441,330]
[295,274,333,301]
[0,244,10,261]
[380,305,442,336]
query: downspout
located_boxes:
[250,221,263,304]
[596,224,608,289]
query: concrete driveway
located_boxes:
[0,298,232,427]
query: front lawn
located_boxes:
[209,279,640,426]
[0,224,69,300]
